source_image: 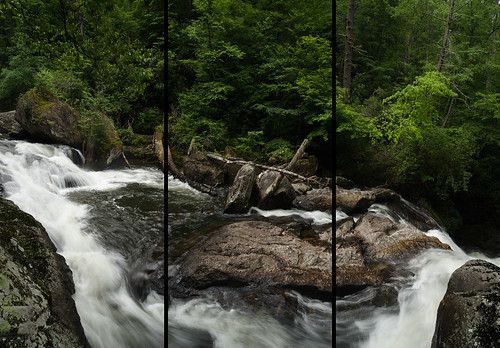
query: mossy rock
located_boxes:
[0,198,89,347]
[15,88,83,148]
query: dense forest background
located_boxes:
[167,0,333,174]
[336,0,499,252]
[0,0,164,135]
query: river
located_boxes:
[0,139,164,347]
[336,200,500,348]
[167,174,333,348]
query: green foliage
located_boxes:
[264,138,294,164]
[2,0,164,124]
[335,86,381,140]
[234,131,266,162]
[0,44,47,110]
[134,108,163,135]
[377,72,457,143]
[377,126,478,198]
[34,69,88,106]
[169,111,228,152]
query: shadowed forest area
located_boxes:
[167,0,333,175]
[336,0,499,253]
[0,0,164,136]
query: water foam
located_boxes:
[0,140,164,347]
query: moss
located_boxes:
[0,274,9,289]
[0,319,12,334]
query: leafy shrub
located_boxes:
[264,138,294,164]
[234,131,266,161]
[34,69,88,105]
[134,108,163,134]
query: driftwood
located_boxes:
[205,155,309,181]
[206,138,326,188]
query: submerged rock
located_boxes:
[0,197,89,347]
[431,259,500,348]
[169,221,332,301]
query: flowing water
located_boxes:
[336,201,500,348]
[167,175,333,348]
[0,139,164,348]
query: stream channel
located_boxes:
[336,200,500,348]
[0,139,164,347]
[167,174,333,348]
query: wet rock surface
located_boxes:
[431,259,500,348]
[0,198,89,348]
[336,212,450,293]
[169,220,332,301]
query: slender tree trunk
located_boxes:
[343,0,356,103]
[437,0,456,72]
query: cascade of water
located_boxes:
[337,199,500,348]
[167,175,333,348]
[0,140,164,348]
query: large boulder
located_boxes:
[256,170,297,210]
[82,112,125,169]
[336,186,399,214]
[336,187,376,214]
[336,214,450,292]
[15,88,125,169]
[0,111,23,137]
[182,151,224,186]
[169,221,332,301]
[431,259,500,348]
[224,164,258,213]
[0,198,89,347]
[15,88,84,148]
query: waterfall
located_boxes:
[336,201,500,348]
[0,139,164,348]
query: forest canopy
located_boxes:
[167,0,333,172]
[0,0,164,134]
[336,0,499,244]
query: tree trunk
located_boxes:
[167,144,180,177]
[437,0,456,72]
[343,0,356,103]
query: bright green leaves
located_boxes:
[293,36,333,141]
[335,85,381,140]
[382,126,478,198]
[377,71,457,143]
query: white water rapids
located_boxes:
[336,204,500,348]
[168,175,333,348]
[0,139,164,347]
